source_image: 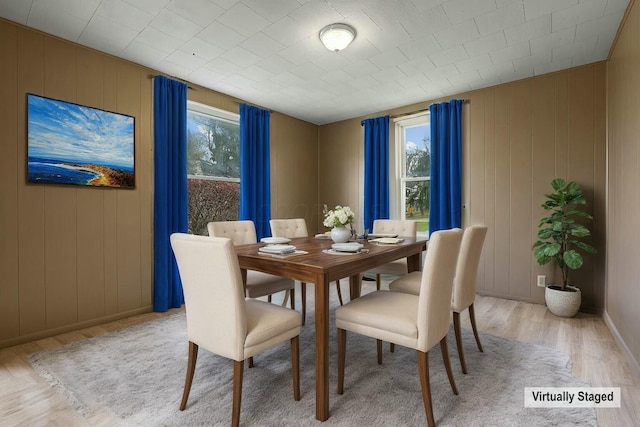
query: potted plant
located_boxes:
[532,178,597,317]
[323,205,355,243]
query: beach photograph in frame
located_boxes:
[27,93,135,188]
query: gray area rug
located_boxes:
[29,291,596,426]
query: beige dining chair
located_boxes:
[269,218,344,325]
[335,228,463,427]
[208,220,296,309]
[389,225,488,374]
[170,233,302,427]
[366,219,417,290]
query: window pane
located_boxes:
[187,105,240,235]
[187,111,239,179]
[396,115,430,235]
[405,180,429,219]
[404,124,430,178]
[187,178,239,236]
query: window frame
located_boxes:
[185,101,241,235]
[186,100,240,183]
[393,112,430,237]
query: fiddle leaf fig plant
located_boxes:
[532,178,597,291]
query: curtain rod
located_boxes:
[360,98,469,126]
[149,74,193,89]
[389,99,469,120]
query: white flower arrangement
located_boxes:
[323,205,355,228]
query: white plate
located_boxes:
[258,244,296,254]
[367,233,398,238]
[323,249,358,255]
[369,237,404,244]
[331,242,364,253]
[260,237,291,244]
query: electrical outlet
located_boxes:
[537,275,546,287]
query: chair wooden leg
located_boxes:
[335,280,344,306]
[291,336,300,401]
[376,273,381,290]
[289,288,295,310]
[179,341,198,411]
[390,343,395,352]
[440,336,458,395]
[248,357,254,368]
[337,328,346,394]
[301,282,307,326]
[453,311,467,374]
[267,295,272,303]
[417,350,435,427]
[281,290,290,308]
[376,339,383,364]
[232,360,244,427]
[469,303,483,352]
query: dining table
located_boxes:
[234,235,427,422]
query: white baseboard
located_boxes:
[603,309,640,381]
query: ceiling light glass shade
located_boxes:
[319,23,356,52]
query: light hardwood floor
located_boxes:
[0,295,638,426]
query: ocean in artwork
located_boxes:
[28,157,134,187]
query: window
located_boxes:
[395,114,430,236]
[186,101,240,235]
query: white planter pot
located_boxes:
[331,226,351,243]
[545,285,581,318]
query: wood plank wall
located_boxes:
[318,63,607,312]
[271,113,320,234]
[0,22,154,346]
[606,0,640,371]
[468,66,606,312]
[318,119,364,232]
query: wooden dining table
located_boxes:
[234,235,427,422]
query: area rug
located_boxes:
[29,293,596,426]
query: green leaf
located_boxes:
[538,216,551,224]
[573,240,597,254]
[570,225,591,237]
[542,243,561,257]
[537,228,554,239]
[534,247,552,265]
[564,250,583,269]
[565,209,592,219]
[551,178,566,191]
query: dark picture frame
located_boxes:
[27,93,135,188]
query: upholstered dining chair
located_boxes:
[365,219,417,290]
[208,220,296,309]
[336,228,463,427]
[170,233,302,427]
[269,218,344,325]
[389,225,488,374]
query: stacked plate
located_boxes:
[260,237,291,244]
[367,233,398,239]
[331,242,364,253]
[369,237,404,244]
[259,244,297,255]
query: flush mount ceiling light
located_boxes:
[319,23,356,52]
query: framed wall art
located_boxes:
[27,93,135,188]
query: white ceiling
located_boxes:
[0,0,630,125]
